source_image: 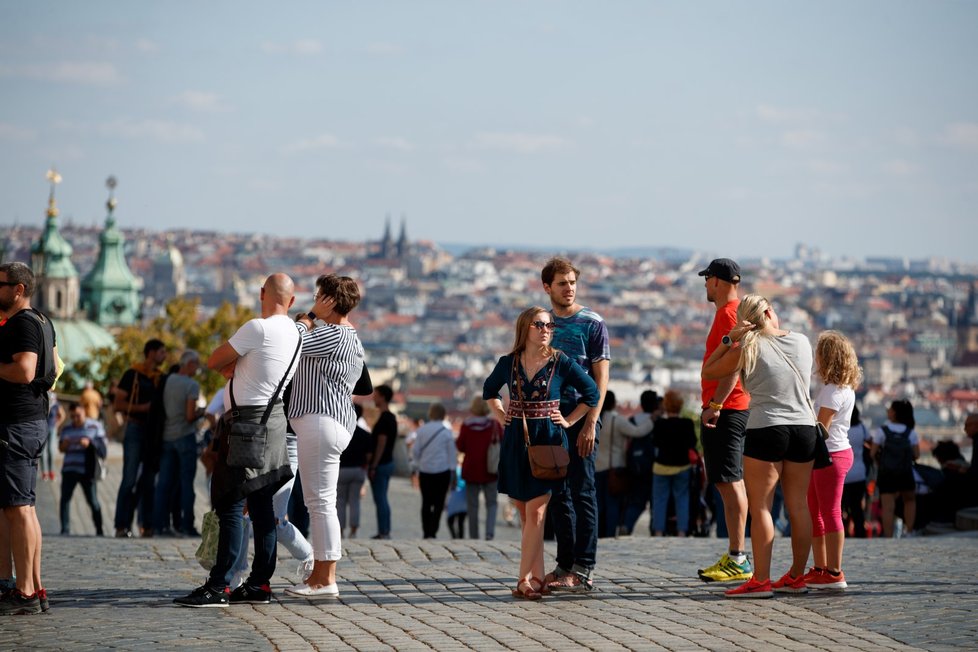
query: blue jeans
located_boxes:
[113,422,155,531]
[370,461,395,536]
[652,470,691,534]
[550,418,598,574]
[208,481,277,590]
[594,470,624,538]
[60,472,102,534]
[153,433,198,533]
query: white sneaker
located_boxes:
[285,583,339,598]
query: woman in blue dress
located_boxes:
[483,306,599,599]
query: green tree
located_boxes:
[65,298,255,400]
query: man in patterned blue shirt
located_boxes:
[541,257,610,592]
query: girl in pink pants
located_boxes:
[807,331,861,590]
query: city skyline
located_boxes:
[1,2,977,262]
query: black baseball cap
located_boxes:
[697,258,742,284]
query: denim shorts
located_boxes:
[0,419,48,508]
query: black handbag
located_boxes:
[226,337,301,469]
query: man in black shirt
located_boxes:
[112,339,168,538]
[0,262,57,615]
[368,385,397,539]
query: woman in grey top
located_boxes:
[703,294,816,599]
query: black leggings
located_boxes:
[419,470,452,538]
[841,481,866,538]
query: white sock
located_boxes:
[730,552,747,565]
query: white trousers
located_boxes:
[292,414,352,561]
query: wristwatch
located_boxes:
[306,311,317,321]
[721,334,733,347]
[708,400,724,411]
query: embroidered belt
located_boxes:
[509,400,560,419]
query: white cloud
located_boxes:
[261,39,322,56]
[172,90,230,113]
[365,42,404,56]
[882,159,918,177]
[756,103,820,124]
[0,122,36,142]
[99,118,204,143]
[941,122,978,150]
[473,132,569,153]
[0,61,123,85]
[135,38,159,53]
[375,137,414,152]
[282,134,340,154]
[780,130,826,149]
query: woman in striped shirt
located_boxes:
[285,274,365,598]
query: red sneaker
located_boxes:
[772,572,808,594]
[724,577,773,599]
[807,569,847,590]
[802,567,824,583]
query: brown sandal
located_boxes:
[512,578,542,600]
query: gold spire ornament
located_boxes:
[46,167,62,217]
[106,175,118,214]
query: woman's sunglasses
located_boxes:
[530,321,556,331]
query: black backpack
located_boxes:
[25,308,57,415]
[879,425,914,475]
[626,416,657,477]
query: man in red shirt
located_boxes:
[697,258,753,582]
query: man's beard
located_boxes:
[0,296,14,313]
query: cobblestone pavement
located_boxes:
[4,444,977,651]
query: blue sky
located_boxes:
[1,1,976,261]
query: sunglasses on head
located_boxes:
[530,320,556,331]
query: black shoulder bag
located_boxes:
[226,338,301,469]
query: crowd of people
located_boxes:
[2,256,977,615]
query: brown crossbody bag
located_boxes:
[513,354,570,481]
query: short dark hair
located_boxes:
[375,384,394,403]
[144,339,166,357]
[68,402,83,412]
[316,274,361,315]
[0,262,35,297]
[603,390,617,412]
[541,257,580,286]
[428,403,447,420]
[640,390,660,413]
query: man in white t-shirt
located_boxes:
[175,273,302,608]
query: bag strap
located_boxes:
[414,425,449,463]
[765,336,818,423]
[230,334,302,425]
[513,352,560,448]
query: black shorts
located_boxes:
[877,469,915,494]
[701,409,749,484]
[743,424,817,464]
[0,419,47,508]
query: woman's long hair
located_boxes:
[816,330,862,388]
[891,399,915,430]
[510,306,555,358]
[736,294,772,380]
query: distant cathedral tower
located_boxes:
[30,168,80,319]
[80,176,142,327]
[379,213,395,258]
[397,215,408,258]
[956,281,978,366]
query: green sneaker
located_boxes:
[698,553,753,583]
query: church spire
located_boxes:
[80,176,141,327]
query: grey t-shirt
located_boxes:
[162,373,200,442]
[742,331,814,430]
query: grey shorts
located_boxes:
[700,409,749,484]
[0,419,48,508]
